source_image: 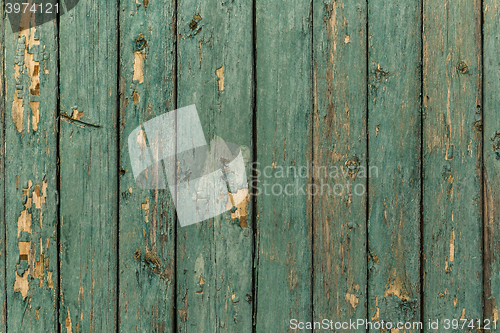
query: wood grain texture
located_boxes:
[118,0,176,331]
[4,7,59,332]
[58,0,118,331]
[2,1,500,332]
[367,0,422,330]
[422,0,483,329]
[312,0,367,329]
[254,0,313,331]
[176,0,254,331]
[482,0,499,329]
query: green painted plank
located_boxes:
[367,0,422,330]
[58,0,118,331]
[0,0,5,330]
[176,0,254,331]
[312,0,367,328]
[209,2,254,327]
[484,1,500,329]
[422,0,482,330]
[4,9,59,333]
[118,0,176,331]
[254,0,313,331]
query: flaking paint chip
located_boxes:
[65,308,73,333]
[133,91,140,104]
[449,230,455,262]
[133,51,145,83]
[345,292,359,309]
[71,109,83,120]
[216,66,225,92]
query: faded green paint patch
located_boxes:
[255,0,313,330]
[423,0,483,327]
[368,0,422,330]
[483,0,500,329]
[58,0,118,331]
[312,0,367,329]
[176,0,253,331]
[118,0,176,330]
[5,3,58,330]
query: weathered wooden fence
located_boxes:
[0,0,499,331]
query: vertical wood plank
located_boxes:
[254,0,313,330]
[118,0,176,331]
[58,0,118,330]
[367,0,422,330]
[5,7,59,332]
[484,0,500,329]
[423,0,483,328]
[176,0,254,332]
[209,3,254,328]
[312,0,367,328]
[0,0,5,329]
